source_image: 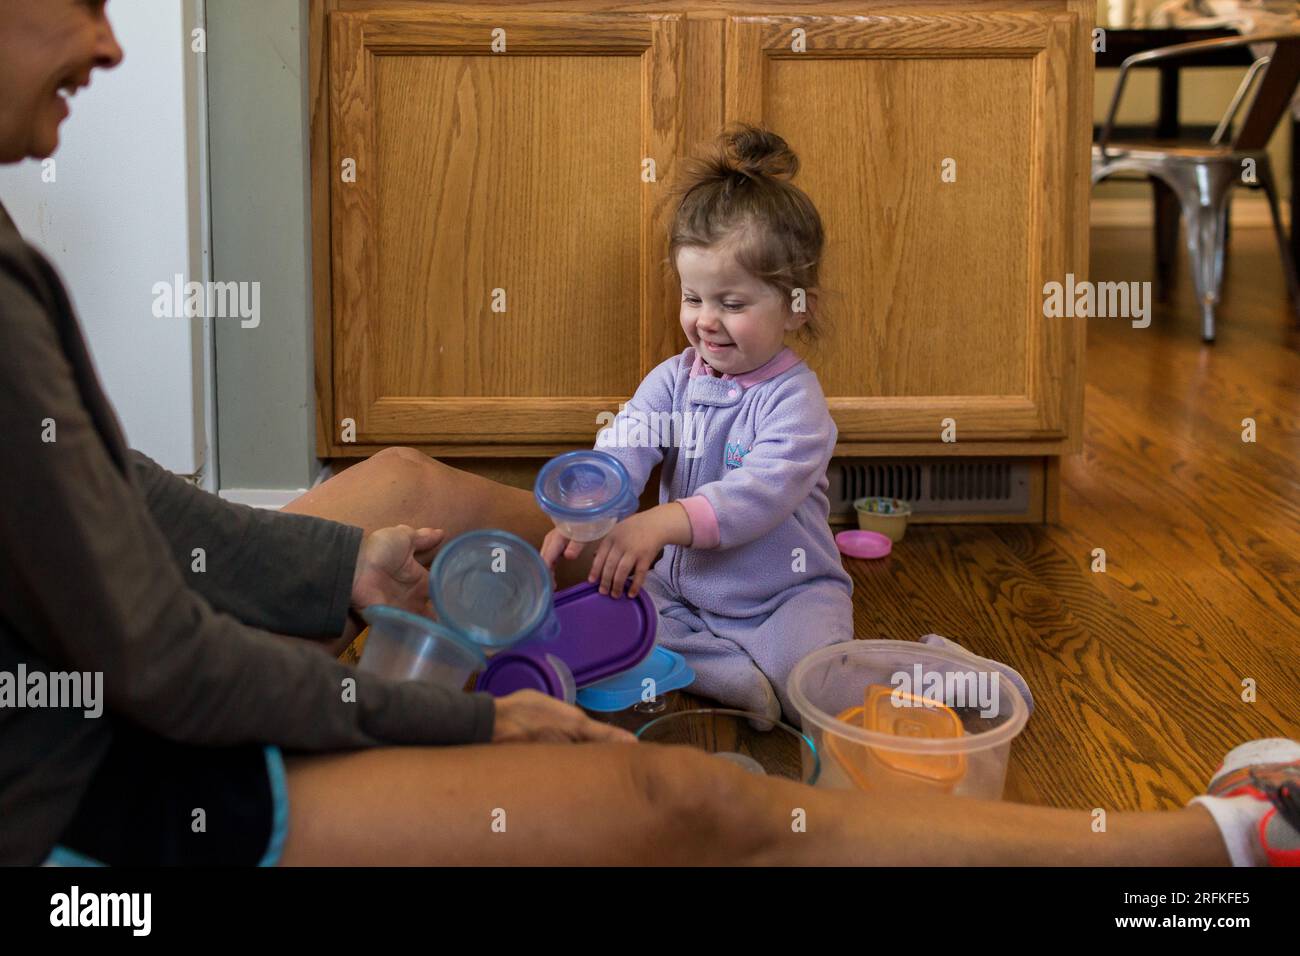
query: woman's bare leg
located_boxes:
[284,447,597,588]
[278,742,1229,866]
[277,450,1230,866]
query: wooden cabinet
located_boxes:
[311,1,1091,487]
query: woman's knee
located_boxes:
[630,745,778,863]
[364,447,455,500]
[372,445,437,468]
[369,445,445,480]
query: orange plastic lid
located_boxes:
[825,685,967,789]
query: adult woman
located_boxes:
[1,0,1289,868]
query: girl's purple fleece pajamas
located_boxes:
[596,346,854,719]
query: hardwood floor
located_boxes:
[839,227,1299,810]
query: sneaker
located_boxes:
[1199,739,1300,867]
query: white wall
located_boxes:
[0,0,209,476]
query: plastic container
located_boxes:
[788,641,1029,799]
[476,580,657,700]
[357,605,487,689]
[853,496,912,542]
[428,529,558,650]
[636,708,820,784]
[535,451,639,542]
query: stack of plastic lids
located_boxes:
[476,580,659,703]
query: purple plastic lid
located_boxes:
[475,654,571,700]
[476,581,656,698]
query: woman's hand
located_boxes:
[351,524,445,616]
[491,690,637,744]
[588,503,691,599]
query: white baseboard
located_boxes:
[218,488,308,510]
[1091,195,1289,229]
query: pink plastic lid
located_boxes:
[835,530,893,560]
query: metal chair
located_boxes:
[1092,32,1300,341]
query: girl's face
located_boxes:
[0,0,123,163]
[676,244,807,376]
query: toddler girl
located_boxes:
[543,124,853,721]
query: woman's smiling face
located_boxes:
[676,243,806,376]
[0,0,123,163]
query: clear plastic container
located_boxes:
[544,653,578,705]
[535,451,638,542]
[428,529,557,649]
[635,708,820,784]
[788,641,1029,799]
[358,605,487,689]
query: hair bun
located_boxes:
[721,123,799,180]
[691,122,799,184]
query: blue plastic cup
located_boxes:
[535,451,638,542]
[428,529,559,650]
[358,605,487,688]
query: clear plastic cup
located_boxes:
[544,653,578,705]
[428,529,557,649]
[358,605,487,689]
[788,641,1029,799]
[535,451,638,542]
[635,708,820,784]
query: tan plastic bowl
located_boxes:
[853,496,912,542]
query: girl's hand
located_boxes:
[491,690,637,744]
[540,526,583,567]
[588,503,692,599]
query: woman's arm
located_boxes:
[129,450,364,640]
[0,264,493,750]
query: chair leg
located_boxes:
[1256,159,1300,324]
[1164,163,1235,342]
[1150,177,1179,302]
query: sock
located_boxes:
[1189,795,1270,866]
[919,633,1035,715]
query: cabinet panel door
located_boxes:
[329,11,684,443]
[726,12,1085,442]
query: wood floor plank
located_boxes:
[832,228,1299,811]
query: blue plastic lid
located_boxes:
[576,647,695,712]
[428,529,555,649]
[534,451,638,522]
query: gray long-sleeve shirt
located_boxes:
[0,202,494,865]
